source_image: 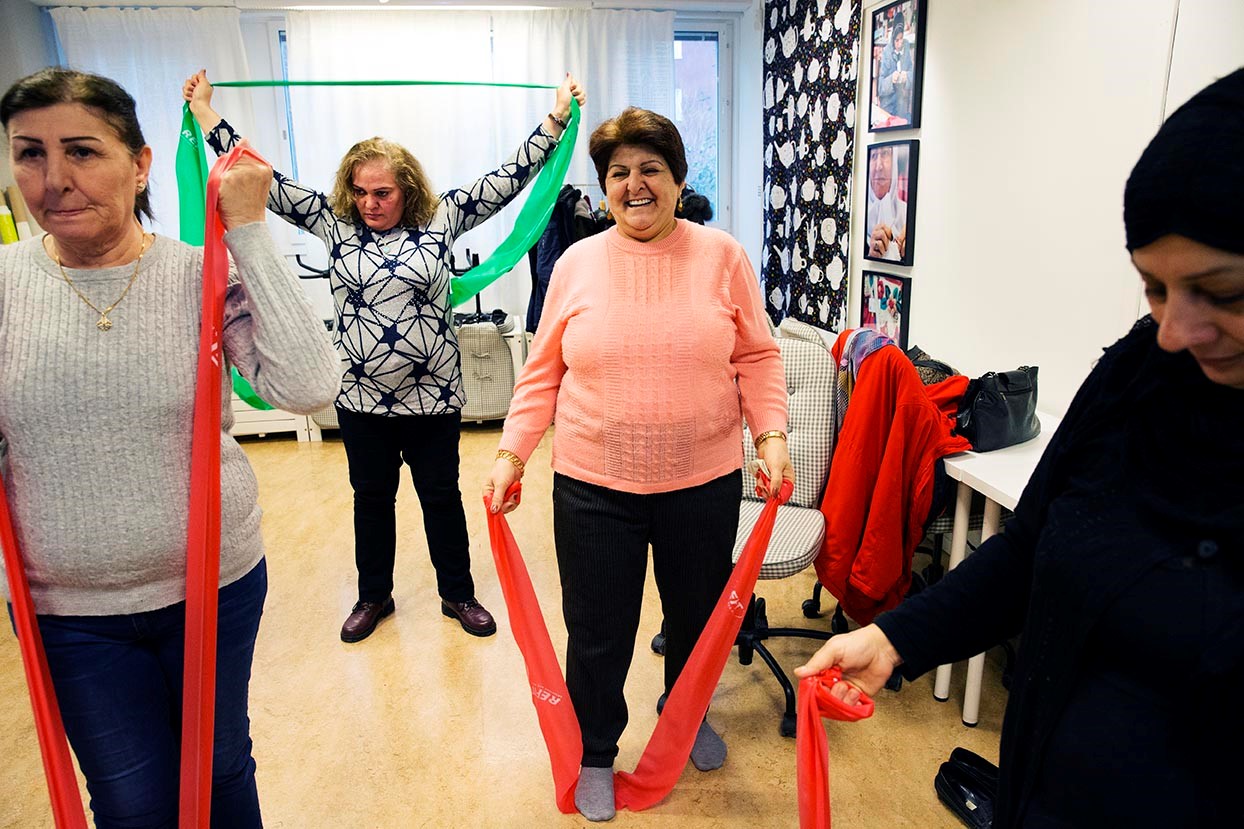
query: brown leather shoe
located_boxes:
[441,598,497,637]
[340,597,395,643]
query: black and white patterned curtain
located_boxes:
[762,0,861,329]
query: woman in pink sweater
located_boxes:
[484,107,792,822]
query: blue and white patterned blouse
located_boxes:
[208,120,557,416]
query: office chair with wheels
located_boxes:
[652,319,838,736]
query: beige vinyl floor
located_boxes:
[1,425,1007,828]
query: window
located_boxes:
[674,20,733,232]
[674,32,719,217]
[277,30,300,181]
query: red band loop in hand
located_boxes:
[797,668,875,828]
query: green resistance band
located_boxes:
[176,80,580,408]
[231,366,272,411]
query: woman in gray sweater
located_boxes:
[0,68,339,827]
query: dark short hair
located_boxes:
[588,107,688,191]
[2,68,152,222]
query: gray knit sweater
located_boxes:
[0,224,341,615]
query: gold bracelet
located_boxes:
[753,430,787,450]
[496,449,526,475]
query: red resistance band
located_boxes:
[0,144,261,829]
[486,478,811,814]
[797,668,875,828]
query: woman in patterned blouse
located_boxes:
[184,70,585,644]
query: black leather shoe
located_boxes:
[935,759,994,828]
[949,747,999,799]
[441,598,497,637]
[340,597,395,643]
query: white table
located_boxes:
[932,410,1061,726]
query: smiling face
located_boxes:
[7,102,150,248]
[604,144,684,244]
[351,159,406,232]
[1133,234,1244,389]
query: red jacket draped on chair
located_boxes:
[816,332,971,624]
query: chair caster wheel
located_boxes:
[651,632,666,655]
[884,670,904,692]
[830,608,849,635]
[780,713,797,738]
[801,597,822,619]
[656,692,668,715]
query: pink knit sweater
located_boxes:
[498,220,788,494]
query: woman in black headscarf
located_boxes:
[798,68,1244,828]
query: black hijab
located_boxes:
[1120,67,1244,540]
[1124,67,1244,255]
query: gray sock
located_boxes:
[575,766,616,822]
[690,719,727,771]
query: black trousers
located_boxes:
[552,471,740,768]
[336,407,474,604]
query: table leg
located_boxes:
[960,498,1002,726]
[933,482,973,702]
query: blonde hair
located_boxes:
[330,137,438,227]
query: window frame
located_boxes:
[253,16,309,254]
[675,15,735,236]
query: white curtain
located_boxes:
[283,8,674,316]
[489,9,676,190]
[50,7,255,240]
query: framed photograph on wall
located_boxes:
[863,140,919,265]
[860,271,912,349]
[868,0,927,132]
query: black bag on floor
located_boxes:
[934,747,998,828]
[955,366,1040,452]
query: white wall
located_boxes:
[1165,0,1244,116]
[846,0,1243,415]
[848,0,1175,414]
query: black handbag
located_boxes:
[955,366,1040,452]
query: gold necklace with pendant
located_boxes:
[50,232,151,331]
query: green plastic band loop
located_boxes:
[176,80,579,409]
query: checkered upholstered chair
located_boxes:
[733,318,838,737]
[647,319,839,733]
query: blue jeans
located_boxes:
[13,559,267,829]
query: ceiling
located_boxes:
[28,0,756,12]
